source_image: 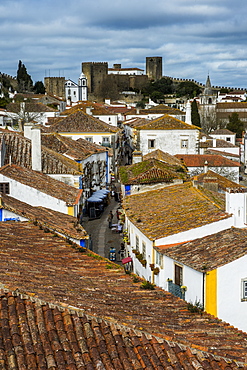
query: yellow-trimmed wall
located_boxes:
[68,206,74,217]
[205,269,217,317]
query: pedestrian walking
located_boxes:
[107,211,113,228]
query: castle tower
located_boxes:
[78,72,87,101]
[81,62,108,94]
[146,57,162,81]
[44,77,65,98]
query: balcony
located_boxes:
[167,280,186,300]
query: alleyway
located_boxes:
[82,194,123,262]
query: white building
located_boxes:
[65,72,87,104]
[124,114,200,158]
[122,183,247,331]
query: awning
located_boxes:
[87,196,103,202]
[122,257,132,264]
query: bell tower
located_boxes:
[78,72,87,101]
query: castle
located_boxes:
[44,57,163,101]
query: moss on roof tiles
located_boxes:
[0,164,81,204]
[157,227,247,272]
[131,114,199,130]
[47,110,119,133]
[123,182,229,240]
[1,222,247,362]
[119,159,188,185]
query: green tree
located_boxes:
[0,97,11,109]
[191,99,201,127]
[33,81,46,94]
[17,60,33,92]
[176,81,201,98]
[226,113,244,138]
[150,90,164,103]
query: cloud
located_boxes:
[0,0,247,87]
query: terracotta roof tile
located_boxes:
[0,193,88,239]
[63,102,118,116]
[119,158,188,185]
[1,291,245,369]
[41,133,106,161]
[0,223,247,365]
[130,114,199,130]
[0,130,81,175]
[156,227,247,272]
[7,101,56,113]
[140,104,185,115]
[0,164,82,205]
[210,129,235,135]
[123,182,229,240]
[194,170,244,191]
[47,110,119,133]
[175,154,240,168]
[143,149,186,167]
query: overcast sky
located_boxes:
[1,0,247,88]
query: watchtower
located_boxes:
[146,57,162,81]
[81,62,108,94]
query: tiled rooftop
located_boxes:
[47,110,119,133]
[6,101,56,113]
[119,158,188,185]
[63,102,117,116]
[205,148,240,158]
[217,102,247,109]
[140,104,185,115]
[123,182,229,240]
[0,193,88,239]
[175,154,240,167]
[41,133,106,161]
[194,170,244,191]
[130,114,199,130]
[0,164,82,205]
[0,291,246,370]
[207,138,238,148]
[124,118,150,127]
[156,227,247,272]
[143,149,186,167]
[0,222,247,364]
[0,130,82,175]
[210,128,235,135]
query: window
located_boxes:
[156,251,163,268]
[181,139,188,148]
[241,279,247,301]
[226,137,231,142]
[102,137,110,143]
[0,183,9,194]
[174,264,183,286]
[142,242,146,260]
[136,235,139,252]
[85,137,93,142]
[148,139,155,149]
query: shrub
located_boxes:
[140,281,155,290]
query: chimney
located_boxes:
[86,106,92,115]
[132,150,143,164]
[24,123,42,171]
[185,100,192,125]
[204,160,208,173]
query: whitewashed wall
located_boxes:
[93,115,118,127]
[155,216,234,246]
[0,174,68,214]
[217,255,247,333]
[139,129,199,156]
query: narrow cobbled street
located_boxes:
[82,192,123,262]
